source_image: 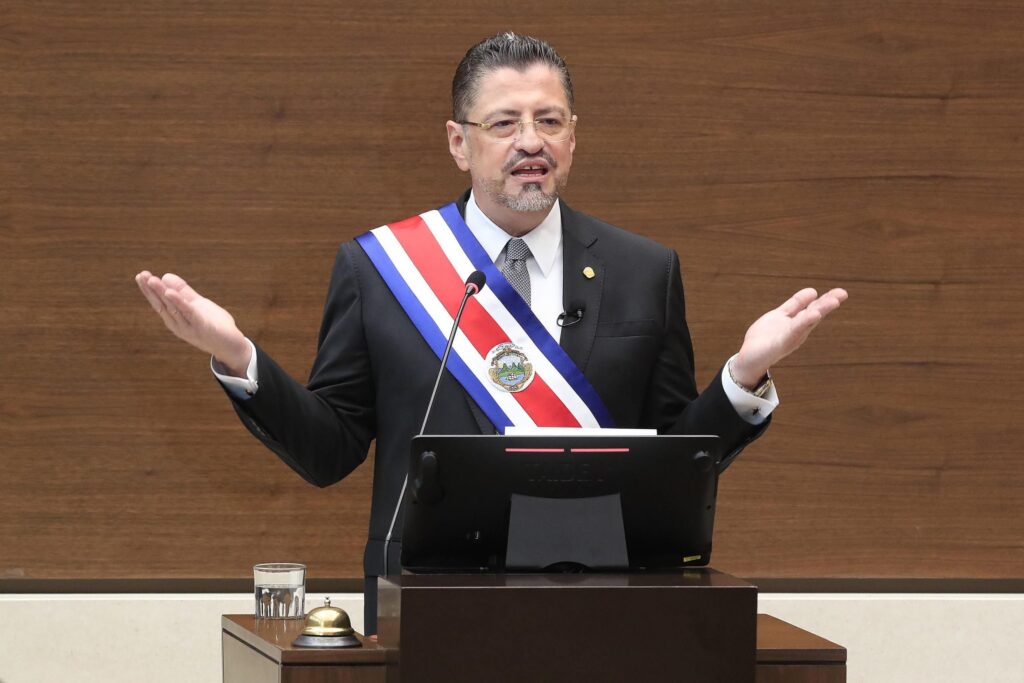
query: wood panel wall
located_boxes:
[2,1,1022,582]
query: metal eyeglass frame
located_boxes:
[457,114,578,142]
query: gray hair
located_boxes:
[452,32,574,121]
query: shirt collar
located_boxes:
[465,191,562,277]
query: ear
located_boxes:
[446,120,471,172]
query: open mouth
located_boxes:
[511,165,549,180]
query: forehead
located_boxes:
[469,63,570,117]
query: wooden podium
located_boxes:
[379,570,755,682]
[223,570,846,682]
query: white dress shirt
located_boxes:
[464,192,564,343]
[214,192,778,424]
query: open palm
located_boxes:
[135,271,251,374]
[732,287,848,386]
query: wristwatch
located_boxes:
[728,361,773,398]
[749,373,773,398]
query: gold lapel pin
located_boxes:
[583,266,596,279]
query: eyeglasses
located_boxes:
[459,114,577,142]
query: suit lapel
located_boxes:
[558,202,603,374]
[463,387,496,434]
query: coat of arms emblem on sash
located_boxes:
[486,342,534,393]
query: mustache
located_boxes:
[502,151,557,173]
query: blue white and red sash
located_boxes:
[355,202,614,432]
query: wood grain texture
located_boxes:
[756,615,846,663]
[1,1,1022,581]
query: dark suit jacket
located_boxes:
[228,191,767,616]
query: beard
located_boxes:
[475,150,568,213]
[484,180,558,212]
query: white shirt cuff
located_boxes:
[721,354,779,425]
[211,338,259,400]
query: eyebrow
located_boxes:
[483,106,569,119]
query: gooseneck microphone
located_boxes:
[419,270,486,435]
[382,270,486,576]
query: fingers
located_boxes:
[161,272,201,304]
[780,287,848,318]
[791,306,823,332]
[138,271,171,301]
[778,288,818,316]
[137,272,183,321]
[135,271,165,314]
[741,286,848,370]
[163,287,193,323]
[790,287,849,335]
[808,287,849,318]
[829,287,849,302]
[135,271,192,331]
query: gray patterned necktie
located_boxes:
[501,238,532,307]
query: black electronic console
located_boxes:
[400,434,721,573]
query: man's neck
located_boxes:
[473,191,552,237]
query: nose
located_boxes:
[513,120,545,153]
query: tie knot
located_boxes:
[505,238,531,263]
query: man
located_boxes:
[136,33,846,633]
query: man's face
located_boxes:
[447,63,576,220]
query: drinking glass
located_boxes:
[253,563,306,619]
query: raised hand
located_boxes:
[135,271,252,376]
[730,287,849,388]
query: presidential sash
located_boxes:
[355,202,614,432]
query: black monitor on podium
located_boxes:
[399,433,721,572]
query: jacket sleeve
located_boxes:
[224,241,377,487]
[643,250,769,471]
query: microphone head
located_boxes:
[557,301,587,327]
[466,270,486,294]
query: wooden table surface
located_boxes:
[222,615,387,665]
[222,613,845,665]
[755,614,846,664]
